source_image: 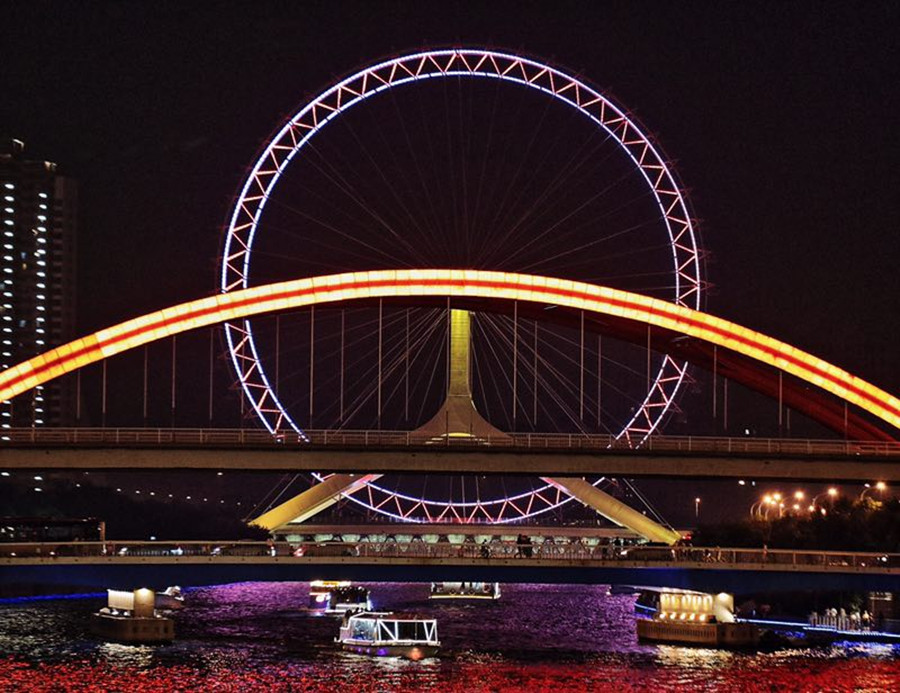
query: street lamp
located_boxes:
[750,497,770,519]
[860,482,887,501]
[812,487,839,509]
[695,497,701,520]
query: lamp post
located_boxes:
[860,481,887,501]
[695,497,701,521]
[772,492,783,519]
[752,494,774,519]
[812,487,838,510]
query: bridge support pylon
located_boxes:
[251,309,680,543]
[251,474,380,531]
[414,309,509,440]
[544,477,681,544]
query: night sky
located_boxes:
[2,2,898,524]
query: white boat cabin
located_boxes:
[341,611,439,646]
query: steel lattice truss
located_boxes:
[329,473,612,525]
[219,48,704,523]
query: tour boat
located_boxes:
[326,585,372,613]
[336,611,440,659]
[608,584,641,596]
[308,580,351,609]
[635,590,759,648]
[154,585,185,610]
[430,581,501,600]
[90,588,175,643]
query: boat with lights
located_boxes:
[155,585,185,610]
[90,588,175,643]
[430,581,500,600]
[336,611,440,659]
[308,580,351,609]
[326,585,372,613]
[636,590,759,647]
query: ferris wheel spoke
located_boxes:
[482,312,655,435]
[302,138,435,267]
[451,77,473,260]
[262,198,418,271]
[354,94,450,259]
[523,217,664,276]
[491,148,651,273]
[383,86,452,261]
[501,165,653,271]
[478,123,621,269]
[332,102,446,264]
[477,85,558,254]
[470,320,505,428]
[465,77,504,265]
[283,141,412,254]
[341,308,445,428]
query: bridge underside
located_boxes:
[3,559,897,595]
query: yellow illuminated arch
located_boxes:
[1,269,898,431]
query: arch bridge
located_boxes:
[1,270,897,542]
[1,270,897,432]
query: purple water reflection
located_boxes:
[1,582,898,691]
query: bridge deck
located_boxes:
[2,541,897,593]
[2,429,898,481]
[3,540,897,573]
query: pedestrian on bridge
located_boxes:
[480,540,491,559]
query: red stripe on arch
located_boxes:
[1,271,897,429]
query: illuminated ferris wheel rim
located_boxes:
[219,48,703,522]
[220,48,702,301]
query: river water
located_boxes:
[1,582,898,691]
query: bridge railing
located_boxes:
[2,428,899,457]
[1,540,897,571]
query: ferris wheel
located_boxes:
[220,49,703,523]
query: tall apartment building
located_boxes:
[0,139,77,427]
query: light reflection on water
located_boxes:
[94,642,158,668]
[1,582,898,691]
[652,644,735,670]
